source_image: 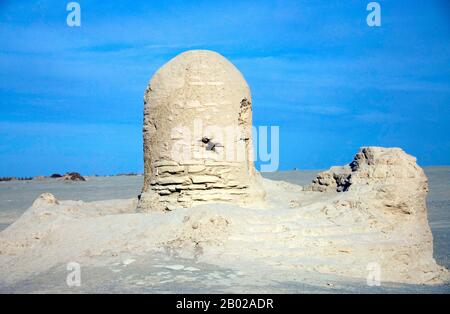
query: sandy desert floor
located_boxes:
[0,169,449,293]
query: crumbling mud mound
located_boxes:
[61,172,86,181]
[163,210,232,257]
[0,147,447,287]
[305,147,447,283]
[139,50,264,212]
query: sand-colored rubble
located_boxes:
[0,147,447,286]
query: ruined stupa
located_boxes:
[138,50,265,211]
[0,50,447,288]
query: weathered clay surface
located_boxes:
[138,50,264,211]
[0,148,447,287]
[302,147,445,283]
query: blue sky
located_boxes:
[0,0,449,176]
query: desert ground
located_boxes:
[0,169,449,293]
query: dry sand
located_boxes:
[0,169,449,293]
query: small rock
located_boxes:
[62,172,86,181]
